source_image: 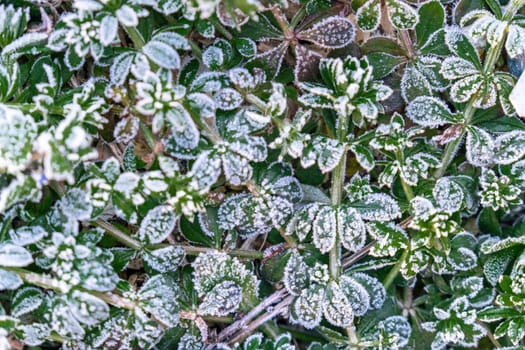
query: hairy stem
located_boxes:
[329,113,350,279]
[228,295,294,344]
[124,26,145,49]
[399,30,415,59]
[383,249,409,290]
[214,288,289,343]
[95,219,264,259]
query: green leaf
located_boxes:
[415,0,445,47]
[366,52,405,79]
[400,66,432,102]
[350,144,375,171]
[483,248,517,286]
[361,37,407,56]
[406,96,456,127]
[143,246,185,273]
[138,274,181,327]
[234,37,256,57]
[110,248,136,272]
[11,286,43,317]
[419,28,450,56]
[478,115,525,133]
[445,27,482,69]
[385,0,419,30]
[356,0,381,31]
[484,0,502,19]
[137,205,178,244]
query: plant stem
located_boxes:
[289,6,306,29]
[329,113,350,279]
[383,249,408,290]
[188,39,203,60]
[346,324,359,347]
[95,219,264,259]
[214,289,288,343]
[140,121,156,150]
[399,30,415,59]
[227,295,294,344]
[95,219,143,250]
[124,26,145,49]
[11,267,232,328]
[270,7,290,35]
[478,321,502,348]
[435,3,521,178]
[341,241,375,269]
[210,18,233,40]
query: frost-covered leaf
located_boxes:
[356,0,381,31]
[283,251,310,295]
[353,193,401,221]
[60,188,92,221]
[69,291,109,326]
[143,40,180,69]
[215,88,243,110]
[9,225,46,246]
[450,74,484,102]
[493,130,525,164]
[143,246,185,273]
[339,275,371,316]
[203,46,225,70]
[312,206,337,253]
[0,243,33,267]
[234,37,256,57]
[445,27,482,68]
[0,269,22,290]
[99,15,118,46]
[0,175,41,212]
[198,280,242,316]
[350,273,385,310]
[192,251,259,302]
[380,316,412,348]
[294,45,322,82]
[441,57,478,80]
[114,116,139,143]
[138,274,180,327]
[406,96,456,127]
[323,281,354,327]
[285,203,321,241]
[448,246,478,271]
[350,144,375,171]
[386,0,419,30]
[466,126,494,167]
[17,323,49,347]
[367,222,408,257]
[0,106,37,174]
[506,25,525,58]
[401,66,432,102]
[297,17,355,49]
[338,206,366,252]
[290,286,324,329]
[247,42,288,79]
[433,177,464,213]
[137,205,178,244]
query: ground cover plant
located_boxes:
[0,0,525,348]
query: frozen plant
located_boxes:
[0,0,525,349]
